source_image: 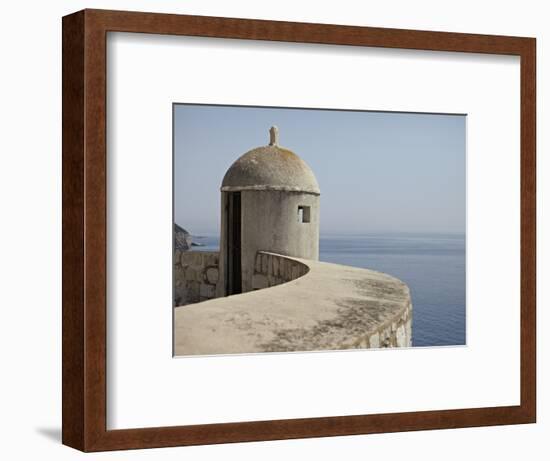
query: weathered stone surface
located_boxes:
[252,274,269,290]
[185,267,197,282]
[396,324,406,347]
[191,252,204,269]
[200,283,216,299]
[272,256,279,277]
[205,253,218,267]
[255,254,262,273]
[175,249,412,352]
[379,328,391,347]
[261,254,269,274]
[175,254,412,355]
[174,265,184,282]
[369,333,380,348]
[250,252,309,292]
[206,267,219,284]
[221,142,320,195]
[174,251,221,306]
[187,281,200,302]
[290,264,301,280]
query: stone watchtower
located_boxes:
[218,126,320,295]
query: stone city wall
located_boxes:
[251,251,309,290]
[175,254,412,355]
[174,251,220,306]
[251,251,412,350]
[357,301,412,349]
[174,250,411,351]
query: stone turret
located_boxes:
[219,126,320,295]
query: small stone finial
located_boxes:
[269,126,279,146]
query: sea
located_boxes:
[191,233,466,347]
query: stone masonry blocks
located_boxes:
[175,251,221,306]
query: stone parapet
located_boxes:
[175,252,412,355]
[174,251,220,306]
[251,252,309,290]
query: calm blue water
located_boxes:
[192,233,466,347]
[319,234,465,347]
[189,235,221,252]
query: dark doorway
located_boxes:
[226,192,242,295]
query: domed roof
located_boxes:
[221,127,320,195]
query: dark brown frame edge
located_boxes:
[62,8,536,452]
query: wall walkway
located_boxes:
[175,252,412,355]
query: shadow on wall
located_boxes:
[251,251,309,290]
[173,251,310,306]
[174,251,221,306]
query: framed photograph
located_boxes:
[62,9,536,451]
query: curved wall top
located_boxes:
[174,252,412,355]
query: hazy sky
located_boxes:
[174,104,465,236]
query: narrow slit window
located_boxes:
[297,206,311,223]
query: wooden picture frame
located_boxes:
[62,8,536,452]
